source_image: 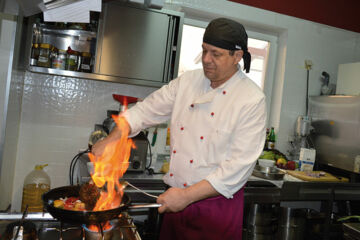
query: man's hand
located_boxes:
[156,180,220,213]
[157,187,192,213]
[91,122,128,157]
[91,138,110,157]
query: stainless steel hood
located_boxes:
[16,0,164,17]
[16,0,88,16]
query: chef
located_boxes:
[92,18,266,240]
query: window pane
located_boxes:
[178,24,270,90]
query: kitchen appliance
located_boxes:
[74,130,149,185]
[0,212,142,240]
[308,95,360,176]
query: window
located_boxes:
[178,24,270,90]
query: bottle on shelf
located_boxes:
[165,127,170,152]
[30,43,40,66]
[267,127,276,150]
[263,128,270,150]
[37,43,52,68]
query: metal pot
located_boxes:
[276,207,306,240]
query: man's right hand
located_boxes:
[91,117,131,157]
[91,138,110,157]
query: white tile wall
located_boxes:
[9,71,157,211]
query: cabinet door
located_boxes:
[97,2,170,83]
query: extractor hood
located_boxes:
[16,0,84,17]
[16,0,164,17]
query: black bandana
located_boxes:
[203,18,251,73]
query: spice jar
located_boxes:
[30,43,40,66]
[37,43,52,68]
[52,49,67,70]
[66,47,79,71]
[80,52,92,73]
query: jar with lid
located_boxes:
[21,164,51,212]
[66,47,79,71]
[80,52,92,73]
[37,43,52,68]
[30,43,40,66]
[52,49,67,70]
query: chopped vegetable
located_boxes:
[54,197,86,211]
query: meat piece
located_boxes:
[79,182,100,210]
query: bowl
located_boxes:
[258,159,275,168]
[252,165,285,180]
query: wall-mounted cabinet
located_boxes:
[26,2,184,87]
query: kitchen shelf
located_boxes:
[28,66,166,88]
[39,26,97,39]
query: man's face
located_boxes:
[202,43,242,84]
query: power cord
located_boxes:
[145,136,152,171]
[69,149,90,185]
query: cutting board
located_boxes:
[286,170,349,182]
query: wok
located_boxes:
[42,185,160,224]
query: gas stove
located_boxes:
[0,212,141,240]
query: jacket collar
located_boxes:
[193,67,242,104]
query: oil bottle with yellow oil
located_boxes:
[21,164,50,212]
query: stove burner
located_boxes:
[83,222,118,240]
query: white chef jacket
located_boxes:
[123,67,267,198]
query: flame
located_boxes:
[88,115,133,211]
[88,221,113,232]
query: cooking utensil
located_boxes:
[119,180,159,199]
[42,185,161,224]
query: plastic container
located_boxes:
[21,164,51,212]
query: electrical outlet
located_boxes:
[305,60,313,70]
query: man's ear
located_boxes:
[235,50,244,62]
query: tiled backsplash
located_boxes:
[10,71,158,211]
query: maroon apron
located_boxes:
[159,188,244,240]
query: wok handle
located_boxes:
[128,203,162,209]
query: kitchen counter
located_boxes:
[122,170,360,203]
[122,170,360,240]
